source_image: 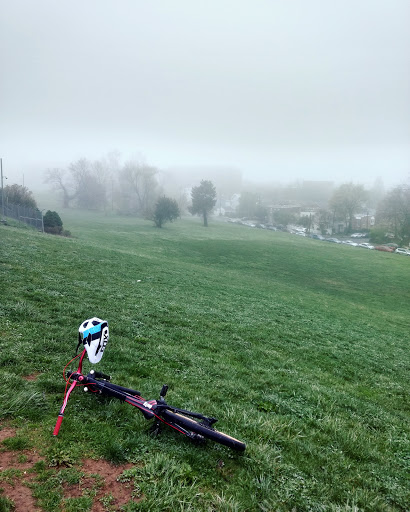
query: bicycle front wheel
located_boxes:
[161,410,246,452]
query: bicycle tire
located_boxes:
[161,410,246,452]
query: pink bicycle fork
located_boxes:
[53,349,86,436]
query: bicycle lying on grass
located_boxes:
[53,317,246,452]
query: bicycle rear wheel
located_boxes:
[161,410,246,452]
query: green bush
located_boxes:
[369,226,395,244]
[43,210,63,235]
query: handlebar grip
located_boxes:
[90,370,111,380]
[53,415,63,436]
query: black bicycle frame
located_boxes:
[53,348,216,436]
[80,374,216,425]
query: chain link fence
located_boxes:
[1,202,44,231]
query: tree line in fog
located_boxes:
[1,151,409,243]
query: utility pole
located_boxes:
[1,158,4,220]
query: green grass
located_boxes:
[1,211,409,511]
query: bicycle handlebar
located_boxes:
[90,369,111,381]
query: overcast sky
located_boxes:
[1,0,409,190]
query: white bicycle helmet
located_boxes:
[78,317,109,364]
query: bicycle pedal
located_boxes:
[188,433,205,443]
[149,422,162,437]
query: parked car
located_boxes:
[325,237,342,243]
[374,245,395,252]
[358,243,374,249]
[310,234,325,240]
[351,233,368,238]
[395,248,410,255]
[343,240,358,247]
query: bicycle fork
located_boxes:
[53,380,78,436]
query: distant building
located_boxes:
[266,204,301,224]
[352,213,375,230]
[216,193,241,217]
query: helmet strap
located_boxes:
[75,338,82,356]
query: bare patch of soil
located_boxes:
[22,373,41,381]
[1,480,41,511]
[0,426,41,511]
[0,424,142,511]
[70,459,138,512]
[0,448,42,470]
[0,426,16,443]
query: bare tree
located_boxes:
[329,183,367,233]
[69,158,109,210]
[377,184,410,243]
[44,168,77,208]
[119,161,159,215]
[45,154,119,210]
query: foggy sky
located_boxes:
[1,0,409,190]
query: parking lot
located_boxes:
[226,219,410,256]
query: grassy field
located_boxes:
[0,210,409,511]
